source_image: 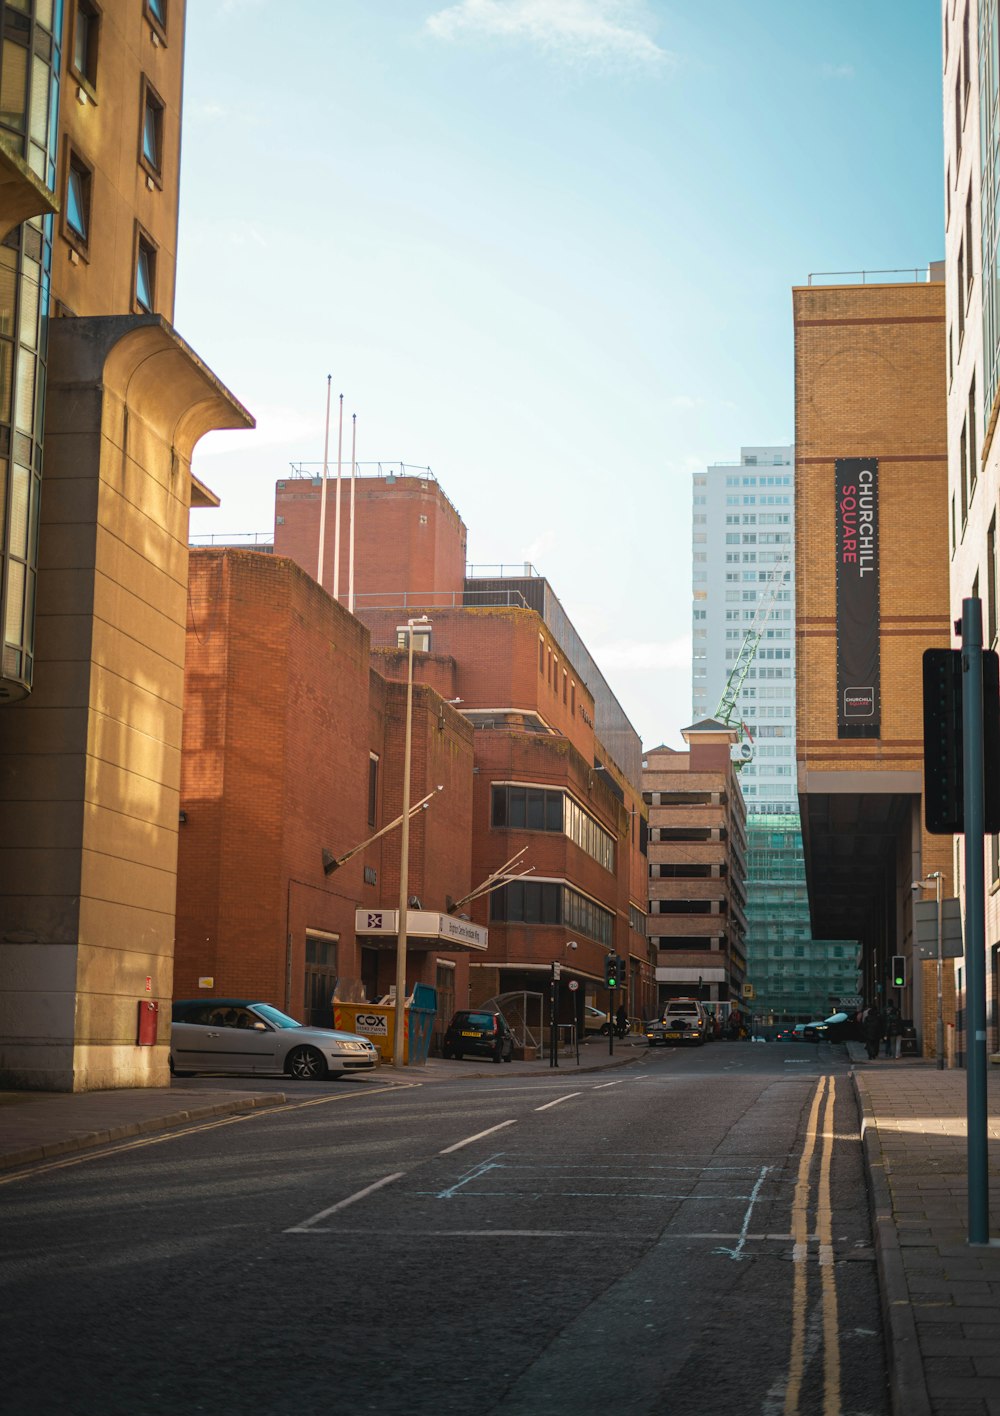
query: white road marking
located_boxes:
[593,1079,629,1089]
[535,1093,582,1111]
[713,1164,773,1260]
[285,1171,404,1232]
[438,1119,518,1154]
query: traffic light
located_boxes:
[923,648,1000,833]
[891,955,906,989]
[604,954,619,989]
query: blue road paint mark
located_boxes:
[436,1154,505,1199]
[712,1164,773,1260]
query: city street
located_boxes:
[0,1044,887,1415]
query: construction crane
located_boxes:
[714,554,791,767]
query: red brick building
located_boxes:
[176,549,479,1033]
[274,472,654,1038]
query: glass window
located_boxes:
[72,1,100,88]
[135,231,156,311]
[65,154,90,243]
[141,82,163,172]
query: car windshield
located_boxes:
[251,1003,302,1029]
[460,1012,496,1028]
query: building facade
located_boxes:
[643,725,748,1011]
[944,0,1000,1055]
[793,272,954,1056]
[0,3,253,1091]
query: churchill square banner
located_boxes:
[835,457,880,737]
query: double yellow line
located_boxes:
[784,1076,840,1416]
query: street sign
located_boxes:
[567,979,578,992]
[742,982,754,999]
[914,897,963,959]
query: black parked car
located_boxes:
[441,1009,514,1063]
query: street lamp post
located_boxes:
[549,960,561,1068]
[914,871,944,1070]
[394,615,430,1069]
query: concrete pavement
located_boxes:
[2,1039,998,1416]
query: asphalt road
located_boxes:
[0,1042,887,1416]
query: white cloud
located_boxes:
[425,0,669,69]
[822,63,855,80]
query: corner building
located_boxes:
[793,273,953,1055]
[272,472,653,1040]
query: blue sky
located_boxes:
[178,0,944,751]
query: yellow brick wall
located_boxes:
[793,281,951,776]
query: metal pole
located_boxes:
[960,597,989,1244]
[935,872,944,1072]
[393,626,416,1069]
[549,962,557,1068]
[549,962,558,1070]
[316,376,331,588]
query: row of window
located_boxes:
[62,1,170,313]
[491,784,615,872]
[489,880,614,947]
[537,634,578,713]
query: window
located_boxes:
[368,752,379,828]
[71,0,100,93]
[144,0,167,41]
[63,148,92,251]
[139,77,164,181]
[134,226,157,312]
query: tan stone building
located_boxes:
[0,2,252,1090]
[792,274,953,1054]
[643,722,748,1013]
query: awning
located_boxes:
[355,909,488,952]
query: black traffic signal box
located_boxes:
[922,648,1000,834]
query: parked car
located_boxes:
[441,1009,514,1063]
[170,999,380,1079]
[583,1005,612,1036]
[647,998,708,1047]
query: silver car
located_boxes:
[170,999,380,1080]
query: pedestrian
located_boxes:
[884,1002,902,1058]
[728,1008,740,1042]
[615,1002,628,1038]
[863,1003,883,1060]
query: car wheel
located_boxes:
[600,1023,611,1036]
[441,1043,453,1059]
[453,1049,463,1060]
[286,1046,328,1081]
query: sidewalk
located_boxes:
[847,1042,1000,1416]
[2,1042,998,1416]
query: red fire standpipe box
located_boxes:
[137,999,159,1046]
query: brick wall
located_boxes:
[274,474,467,606]
[176,550,476,1015]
